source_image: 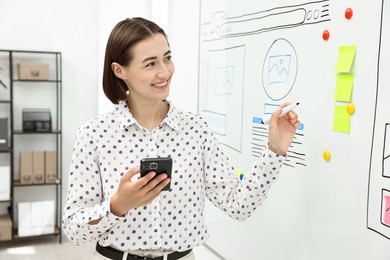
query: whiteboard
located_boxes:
[198,0,390,259]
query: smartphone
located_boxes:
[140,157,172,191]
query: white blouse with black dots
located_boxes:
[62,100,285,252]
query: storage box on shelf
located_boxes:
[17,63,49,80]
[18,200,55,237]
[20,150,58,185]
[22,109,52,132]
[0,215,12,241]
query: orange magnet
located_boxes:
[345,8,353,19]
[322,30,330,40]
[323,150,331,161]
[346,103,355,115]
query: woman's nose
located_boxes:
[157,64,171,78]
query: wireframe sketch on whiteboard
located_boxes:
[252,102,306,168]
[384,123,390,178]
[201,0,330,41]
[267,54,292,84]
[367,0,390,240]
[215,66,234,95]
[262,38,298,101]
[201,45,245,152]
[382,190,390,227]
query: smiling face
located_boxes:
[117,33,175,104]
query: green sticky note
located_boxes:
[333,105,351,133]
[334,46,357,73]
[335,74,354,102]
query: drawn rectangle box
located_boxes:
[45,151,57,183]
[383,123,390,177]
[384,194,390,226]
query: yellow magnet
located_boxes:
[235,169,245,180]
[346,103,355,115]
[323,150,331,161]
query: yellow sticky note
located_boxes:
[335,74,354,102]
[334,46,357,73]
[333,105,351,133]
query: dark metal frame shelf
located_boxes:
[0,49,62,244]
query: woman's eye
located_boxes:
[164,56,172,62]
[146,62,155,68]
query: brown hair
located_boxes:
[102,17,167,104]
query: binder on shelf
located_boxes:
[18,202,33,237]
[0,118,8,151]
[33,151,44,184]
[0,166,10,200]
[45,151,57,183]
[41,200,55,234]
[0,215,12,241]
[20,151,33,184]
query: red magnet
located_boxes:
[322,30,330,40]
[345,8,353,19]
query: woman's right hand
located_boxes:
[110,166,170,217]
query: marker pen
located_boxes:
[261,102,299,124]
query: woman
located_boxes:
[63,17,300,260]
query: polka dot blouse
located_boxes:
[62,100,285,252]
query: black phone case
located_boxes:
[140,157,172,191]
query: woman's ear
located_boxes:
[111,62,126,79]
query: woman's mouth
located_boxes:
[152,80,169,89]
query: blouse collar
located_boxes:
[115,100,180,131]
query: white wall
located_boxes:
[166,0,200,113]
[97,0,199,114]
[97,0,151,114]
[0,0,99,219]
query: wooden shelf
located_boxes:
[13,226,60,240]
[12,79,61,83]
[0,148,12,153]
[13,179,61,187]
[13,129,61,134]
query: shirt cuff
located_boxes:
[88,199,123,227]
[253,146,286,174]
[266,145,287,158]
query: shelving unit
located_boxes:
[0,49,62,243]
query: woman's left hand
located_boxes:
[268,103,300,156]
